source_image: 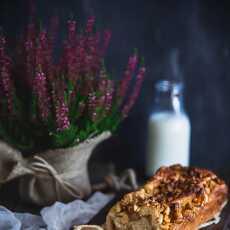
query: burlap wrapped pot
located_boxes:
[0,131,111,206]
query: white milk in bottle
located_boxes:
[146,80,191,176]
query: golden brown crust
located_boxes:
[105,165,228,230]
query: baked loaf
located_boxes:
[105,165,228,230]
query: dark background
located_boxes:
[1,0,230,175]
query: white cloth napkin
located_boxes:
[0,192,113,230]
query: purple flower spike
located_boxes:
[1,65,13,113]
[117,54,138,99]
[101,30,112,56]
[55,98,70,131]
[122,66,146,118]
[0,37,6,56]
[128,54,138,72]
[88,93,98,121]
[67,20,77,44]
[105,80,114,113]
[0,14,146,149]
[86,16,96,34]
[0,37,14,114]
[33,71,50,120]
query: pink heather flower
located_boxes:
[93,33,101,71]
[59,41,68,74]
[25,24,36,87]
[96,76,107,108]
[97,69,113,112]
[105,80,114,113]
[117,70,131,99]
[1,65,13,113]
[86,32,101,73]
[94,32,100,46]
[98,79,107,94]
[88,93,97,121]
[39,31,51,59]
[0,37,6,56]
[35,42,43,68]
[88,93,97,109]
[36,30,54,81]
[67,20,77,44]
[64,42,74,79]
[101,30,112,56]
[62,32,86,80]
[85,35,94,72]
[33,71,50,120]
[122,66,146,118]
[63,41,78,81]
[117,54,138,99]
[86,16,95,34]
[45,47,54,81]
[78,35,87,74]
[55,97,70,131]
[39,31,47,47]
[0,37,14,113]
[25,40,33,52]
[99,67,107,79]
[128,54,138,71]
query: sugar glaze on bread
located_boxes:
[105,165,228,230]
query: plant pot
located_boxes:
[0,131,111,206]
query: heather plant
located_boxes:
[0,16,146,153]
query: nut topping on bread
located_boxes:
[105,165,228,230]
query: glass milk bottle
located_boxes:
[146,80,191,176]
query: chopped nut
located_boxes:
[133,204,139,212]
[204,194,209,203]
[115,204,121,213]
[136,189,146,200]
[158,214,163,224]
[165,217,171,224]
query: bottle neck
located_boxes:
[153,80,185,114]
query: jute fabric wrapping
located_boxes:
[0,132,111,206]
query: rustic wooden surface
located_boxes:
[0,180,41,214]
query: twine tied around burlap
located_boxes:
[0,132,111,206]
[29,156,83,201]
